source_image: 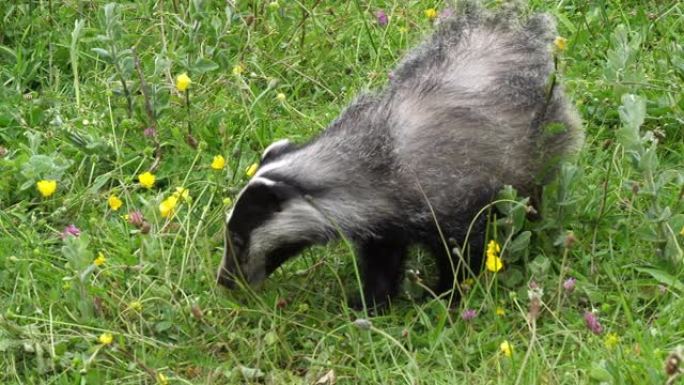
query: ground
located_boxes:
[1,1,683,384]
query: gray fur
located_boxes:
[219,2,583,293]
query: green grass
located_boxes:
[1,0,683,384]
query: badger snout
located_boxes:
[217,241,245,289]
[216,264,238,289]
[216,262,266,289]
[218,228,244,289]
[216,247,266,289]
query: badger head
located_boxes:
[217,140,330,289]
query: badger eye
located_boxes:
[231,234,244,249]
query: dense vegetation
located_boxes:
[1,1,683,384]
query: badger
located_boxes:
[217,2,583,308]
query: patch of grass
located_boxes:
[1,1,683,384]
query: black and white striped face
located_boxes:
[217,140,326,289]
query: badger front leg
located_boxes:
[353,237,408,310]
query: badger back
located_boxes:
[386,2,582,199]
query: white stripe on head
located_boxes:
[254,158,290,179]
[248,198,331,257]
[261,139,291,161]
[251,176,276,186]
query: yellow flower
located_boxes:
[495,306,506,316]
[276,93,286,102]
[485,240,504,272]
[487,239,501,257]
[108,195,123,211]
[129,300,143,312]
[554,36,568,52]
[138,172,156,189]
[679,226,684,236]
[175,72,192,92]
[94,252,106,267]
[157,372,169,385]
[36,180,57,198]
[98,333,113,345]
[487,255,504,272]
[223,197,233,206]
[159,195,178,218]
[173,187,191,202]
[604,333,620,350]
[424,8,437,21]
[245,163,258,178]
[500,340,513,357]
[232,64,245,76]
[211,155,226,170]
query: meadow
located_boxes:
[1,0,683,384]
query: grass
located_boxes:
[1,0,683,384]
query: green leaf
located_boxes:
[665,237,684,264]
[655,206,671,222]
[656,170,682,190]
[193,58,219,74]
[154,54,171,76]
[88,174,111,195]
[498,266,524,288]
[155,321,173,333]
[91,47,112,61]
[638,143,658,172]
[618,94,646,141]
[495,185,518,215]
[589,362,613,381]
[103,3,119,30]
[529,255,551,277]
[61,235,91,271]
[633,267,684,292]
[239,366,265,380]
[0,337,22,352]
[557,163,579,204]
[264,330,278,346]
[0,45,17,60]
[508,231,531,256]
[555,13,576,34]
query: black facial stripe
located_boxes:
[228,183,281,250]
[264,241,310,275]
[227,177,309,252]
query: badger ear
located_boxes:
[243,177,300,212]
[261,139,294,164]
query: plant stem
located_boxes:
[113,58,133,118]
[352,0,377,56]
[185,90,192,137]
[70,20,85,109]
[131,47,162,171]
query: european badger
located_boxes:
[217,3,582,307]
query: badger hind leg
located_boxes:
[352,237,408,311]
[429,216,486,301]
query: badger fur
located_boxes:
[217,2,583,307]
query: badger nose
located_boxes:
[216,268,237,289]
[217,274,235,289]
